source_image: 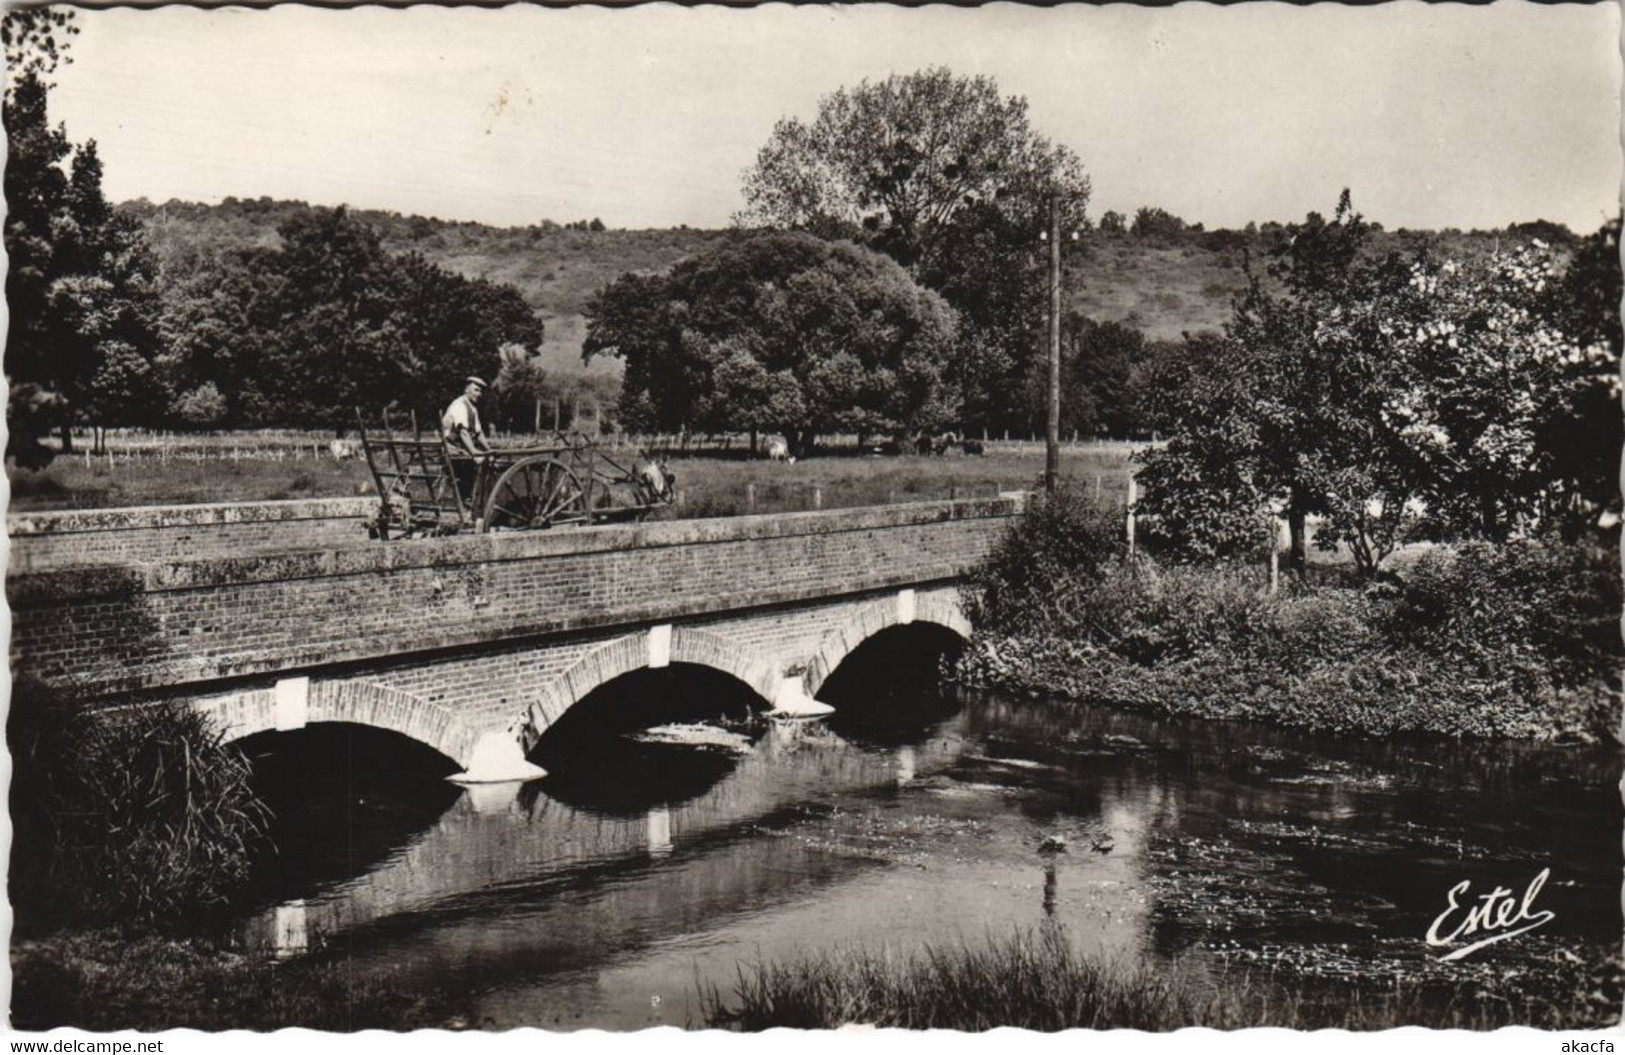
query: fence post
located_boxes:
[1268,517,1280,596]
[747,482,756,513]
[813,486,822,510]
[1126,476,1138,557]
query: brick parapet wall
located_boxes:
[7,497,377,571]
[11,498,1019,699]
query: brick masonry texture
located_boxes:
[8,497,376,571]
[12,498,1013,767]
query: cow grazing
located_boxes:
[914,430,961,456]
[330,438,360,460]
[765,437,791,462]
[962,439,986,456]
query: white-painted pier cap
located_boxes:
[647,624,672,669]
[273,676,310,732]
[449,731,548,784]
[770,678,835,718]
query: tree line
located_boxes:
[3,11,546,465]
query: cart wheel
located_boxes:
[484,456,588,530]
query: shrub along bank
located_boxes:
[957,491,1621,742]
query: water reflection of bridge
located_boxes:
[245,719,972,956]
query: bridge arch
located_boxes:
[522,626,780,745]
[803,590,971,699]
[198,679,484,770]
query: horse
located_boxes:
[591,452,676,521]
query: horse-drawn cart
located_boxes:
[355,409,674,539]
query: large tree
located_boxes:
[737,68,1089,433]
[1137,194,1620,572]
[1535,218,1622,533]
[1394,237,1614,541]
[5,8,164,463]
[1136,193,1426,573]
[584,231,959,452]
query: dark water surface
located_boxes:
[237,691,1621,1029]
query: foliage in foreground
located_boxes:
[10,932,456,1032]
[961,490,1621,741]
[703,926,1613,1031]
[8,681,271,931]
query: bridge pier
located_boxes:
[769,678,836,718]
[451,730,549,784]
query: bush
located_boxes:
[964,489,1124,634]
[1382,540,1620,687]
[9,680,270,931]
[169,382,228,428]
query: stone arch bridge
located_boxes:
[9,495,1023,781]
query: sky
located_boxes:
[41,2,1625,234]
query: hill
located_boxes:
[120,197,1579,376]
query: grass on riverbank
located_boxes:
[8,438,1137,513]
[703,927,1618,1031]
[11,932,459,1032]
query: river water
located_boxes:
[237,689,1621,1030]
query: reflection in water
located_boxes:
[896,745,915,785]
[271,901,308,960]
[646,807,673,858]
[235,689,1621,1030]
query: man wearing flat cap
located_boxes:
[442,376,491,459]
[442,376,491,511]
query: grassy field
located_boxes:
[6,436,1139,514]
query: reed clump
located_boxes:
[9,679,271,932]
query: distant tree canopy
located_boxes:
[584,231,959,450]
[157,207,544,430]
[737,67,1089,434]
[1131,206,1188,241]
[1055,315,1152,439]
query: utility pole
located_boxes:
[1045,193,1062,494]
